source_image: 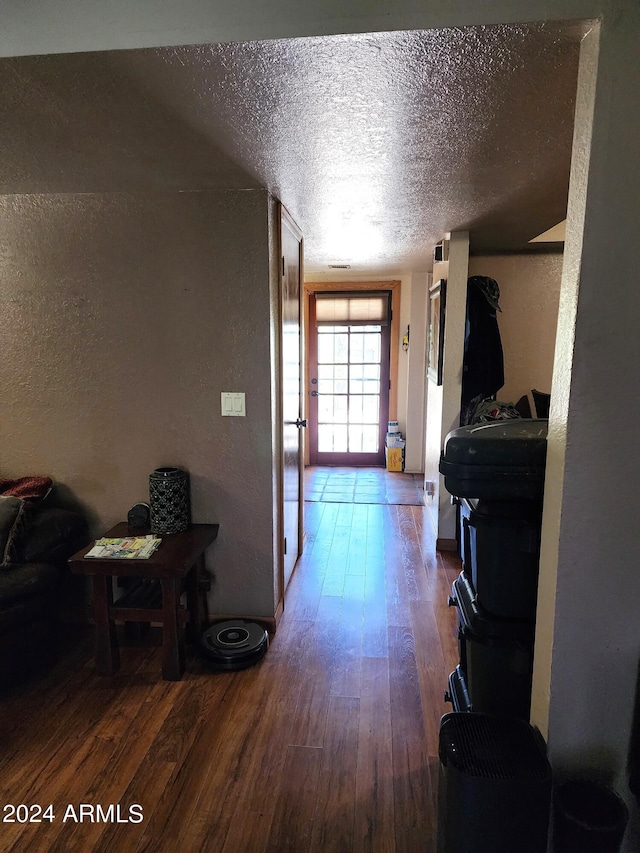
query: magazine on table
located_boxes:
[85,535,162,559]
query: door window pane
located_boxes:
[318,331,349,364]
[363,333,381,363]
[350,333,365,363]
[349,363,380,395]
[318,394,348,423]
[318,424,348,453]
[318,364,348,394]
[349,424,379,453]
[315,320,385,456]
[349,395,363,423]
[362,395,380,423]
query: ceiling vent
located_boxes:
[328,264,351,269]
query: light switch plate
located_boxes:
[221,392,246,417]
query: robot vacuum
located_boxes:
[199,620,269,671]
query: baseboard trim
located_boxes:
[436,538,458,552]
[273,598,284,629]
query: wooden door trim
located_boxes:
[278,204,304,613]
[303,280,401,466]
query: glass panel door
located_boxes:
[309,295,391,466]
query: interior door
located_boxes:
[280,207,304,593]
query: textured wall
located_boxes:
[0,189,278,617]
[468,254,563,405]
[532,16,640,845]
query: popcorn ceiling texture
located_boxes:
[0,24,581,274]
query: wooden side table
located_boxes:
[69,522,219,681]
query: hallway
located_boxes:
[279,499,461,850]
[0,499,461,852]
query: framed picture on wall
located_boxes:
[428,278,447,385]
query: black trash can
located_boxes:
[437,712,552,853]
[552,780,629,853]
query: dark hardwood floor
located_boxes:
[0,500,460,852]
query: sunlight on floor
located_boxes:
[304,466,424,506]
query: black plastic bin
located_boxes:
[552,780,629,853]
[440,418,548,501]
[437,712,552,853]
[459,496,542,621]
[446,664,472,713]
[452,571,535,720]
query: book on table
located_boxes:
[85,536,162,559]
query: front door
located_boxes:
[280,207,304,593]
[308,291,391,466]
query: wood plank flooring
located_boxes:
[0,501,461,853]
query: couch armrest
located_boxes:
[19,508,90,564]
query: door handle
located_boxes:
[295,419,308,428]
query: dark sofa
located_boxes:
[0,479,90,689]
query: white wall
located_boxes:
[404,271,429,473]
[423,232,469,544]
[468,254,563,404]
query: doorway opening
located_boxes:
[309,290,391,466]
[304,281,401,468]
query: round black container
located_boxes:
[149,467,190,534]
[553,780,629,853]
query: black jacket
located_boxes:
[461,278,504,408]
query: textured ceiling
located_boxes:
[0,22,585,273]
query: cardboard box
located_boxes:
[385,447,404,472]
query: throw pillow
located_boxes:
[0,495,28,566]
[0,476,53,502]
